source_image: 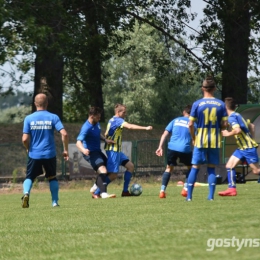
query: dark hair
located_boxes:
[225,97,236,110]
[183,104,192,114]
[88,106,102,116]
[202,76,216,89]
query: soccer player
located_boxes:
[155,105,196,198]
[218,97,260,196]
[76,106,116,199]
[91,103,153,197]
[21,93,69,208]
[187,76,228,201]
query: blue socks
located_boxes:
[49,179,59,205]
[23,179,33,194]
[207,167,216,200]
[187,167,199,200]
[123,171,132,192]
[160,172,171,191]
[227,168,236,188]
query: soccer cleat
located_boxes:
[181,188,187,197]
[218,188,237,196]
[52,203,60,207]
[159,191,166,198]
[186,198,192,202]
[90,183,98,194]
[92,194,101,199]
[21,193,29,208]
[101,193,116,199]
[121,191,133,197]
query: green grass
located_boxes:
[1,182,260,260]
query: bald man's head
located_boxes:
[34,93,48,109]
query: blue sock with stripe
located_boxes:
[227,168,236,188]
[187,167,199,200]
[160,172,171,191]
[207,167,216,200]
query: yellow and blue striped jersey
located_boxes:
[228,112,258,150]
[189,97,228,148]
[104,116,126,152]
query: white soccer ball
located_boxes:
[130,183,143,196]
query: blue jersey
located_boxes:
[189,97,227,148]
[228,112,258,150]
[77,121,102,151]
[23,110,64,159]
[104,116,126,152]
[166,116,195,153]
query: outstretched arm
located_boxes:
[123,122,153,130]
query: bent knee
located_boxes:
[125,161,134,172]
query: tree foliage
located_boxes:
[1,0,260,123]
[102,22,202,124]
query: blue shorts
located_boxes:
[192,147,220,165]
[106,151,129,173]
[82,151,107,172]
[26,156,56,181]
[233,147,259,164]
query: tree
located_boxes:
[102,22,201,124]
[196,0,260,103]
[2,0,260,122]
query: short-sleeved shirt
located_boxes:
[228,112,258,150]
[104,116,126,152]
[189,97,227,148]
[165,116,195,153]
[77,120,102,152]
[23,110,64,159]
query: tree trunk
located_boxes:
[83,2,105,121]
[33,49,64,120]
[221,0,250,104]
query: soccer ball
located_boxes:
[130,183,143,196]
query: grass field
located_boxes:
[0,181,260,260]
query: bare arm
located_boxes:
[188,120,195,145]
[76,140,90,156]
[123,122,153,130]
[60,129,69,161]
[155,130,169,157]
[22,133,30,154]
[100,134,115,144]
[221,119,228,130]
[248,122,255,138]
[222,127,241,137]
